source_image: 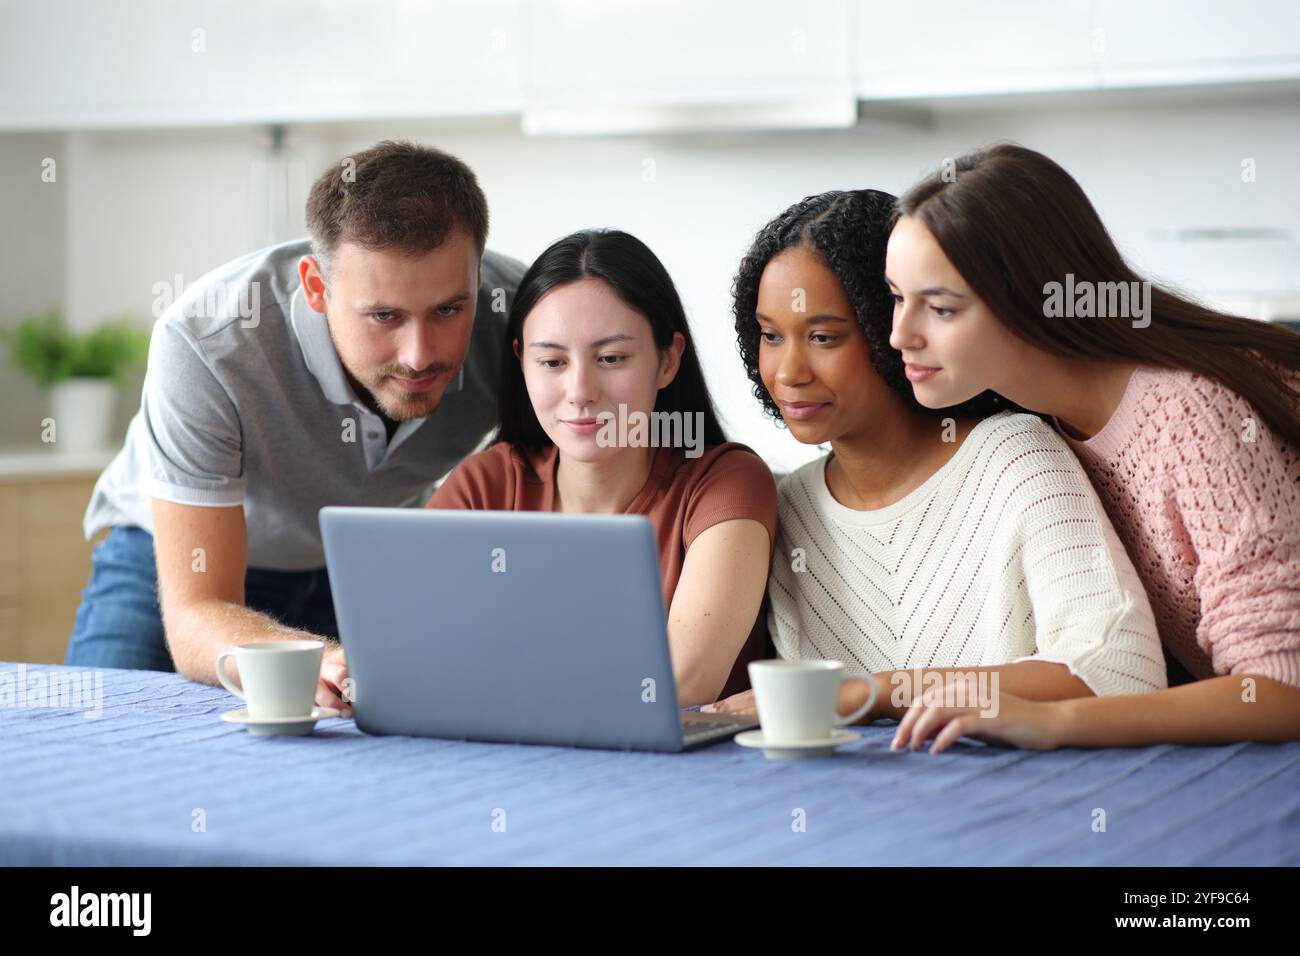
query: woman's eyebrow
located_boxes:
[884,276,966,298]
[526,333,637,349]
[755,311,851,324]
[589,334,636,347]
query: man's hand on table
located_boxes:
[317,643,352,718]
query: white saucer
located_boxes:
[220,706,340,736]
[734,728,860,760]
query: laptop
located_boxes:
[318,507,759,751]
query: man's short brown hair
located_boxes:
[305,139,488,278]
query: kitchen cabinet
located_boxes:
[854,0,1300,100]
[522,0,855,124]
[1094,0,1300,87]
[0,0,523,130]
[855,0,1100,98]
[0,454,107,664]
[2,1,1298,131]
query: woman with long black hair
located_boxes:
[426,229,777,706]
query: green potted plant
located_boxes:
[3,306,150,454]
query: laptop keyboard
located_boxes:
[681,716,752,744]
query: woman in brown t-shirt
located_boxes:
[427,229,777,706]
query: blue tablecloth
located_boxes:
[1,663,1297,866]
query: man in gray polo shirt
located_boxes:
[68,140,525,713]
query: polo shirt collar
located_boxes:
[288,284,356,406]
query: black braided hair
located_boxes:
[731,189,1004,423]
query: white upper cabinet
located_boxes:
[1094,0,1300,87]
[522,0,854,105]
[520,0,858,134]
[0,0,524,129]
[854,0,1300,100]
[855,0,1100,97]
[2,0,1299,130]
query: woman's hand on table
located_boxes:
[699,689,757,716]
[890,691,1066,754]
[316,643,352,718]
[700,676,887,724]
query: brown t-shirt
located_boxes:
[426,440,778,697]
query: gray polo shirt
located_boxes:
[84,238,527,570]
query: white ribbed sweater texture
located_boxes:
[768,413,1168,696]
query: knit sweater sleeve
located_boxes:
[1167,376,1300,687]
[999,422,1169,696]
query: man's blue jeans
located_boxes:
[65,526,338,671]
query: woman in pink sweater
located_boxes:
[883,143,1300,750]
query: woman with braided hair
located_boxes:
[703,189,1167,726]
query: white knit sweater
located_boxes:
[768,412,1168,696]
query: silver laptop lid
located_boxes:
[319,507,686,751]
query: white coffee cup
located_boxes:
[215,640,324,720]
[748,659,877,744]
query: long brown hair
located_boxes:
[896,142,1300,449]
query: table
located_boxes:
[2,663,1297,866]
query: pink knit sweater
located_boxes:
[1059,365,1300,688]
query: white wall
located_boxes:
[0,134,65,446]
[2,94,1298,466]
